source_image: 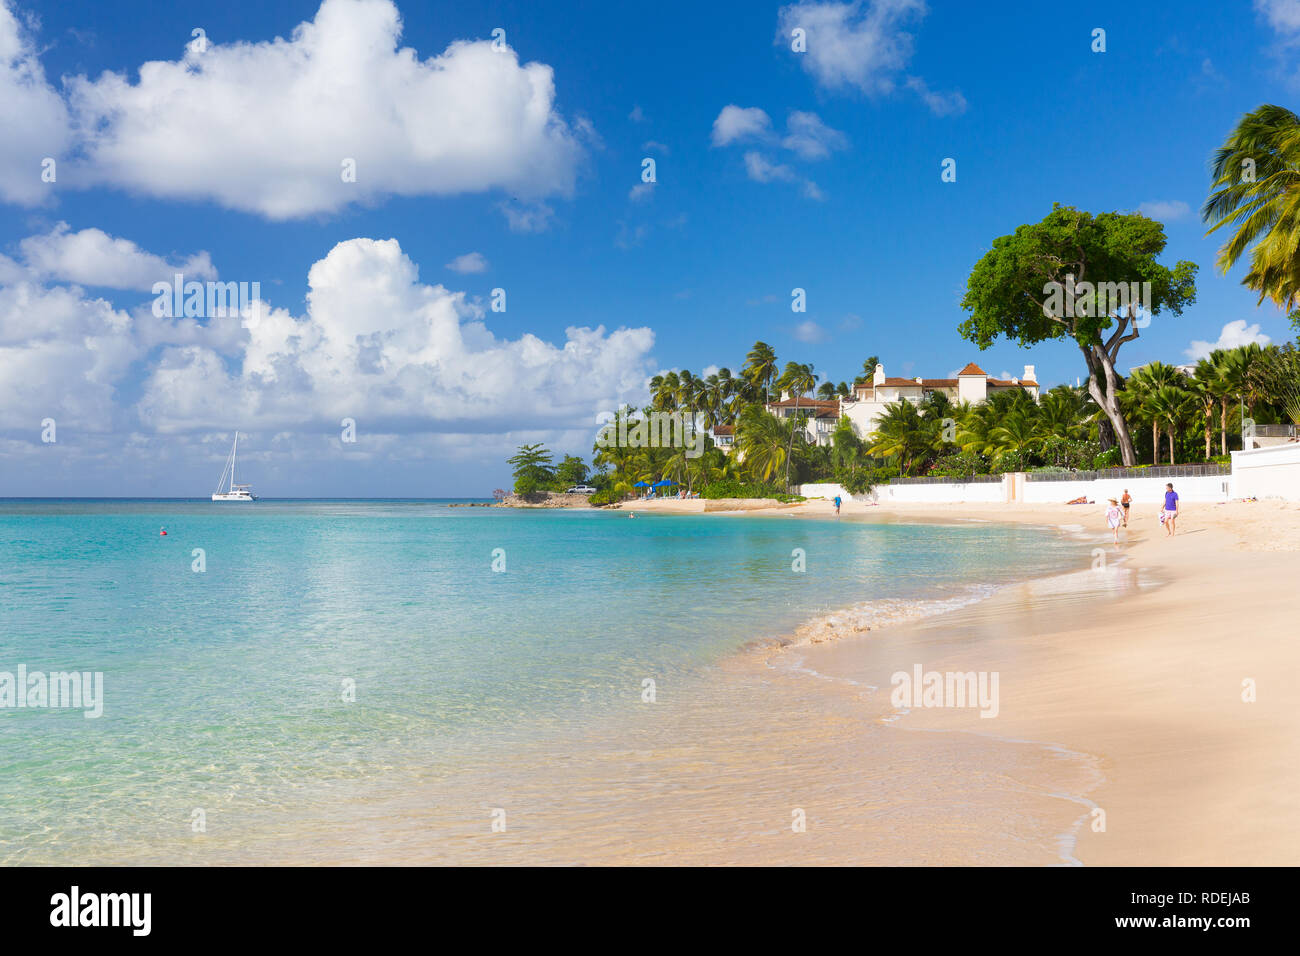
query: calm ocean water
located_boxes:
[0,499,1082,863]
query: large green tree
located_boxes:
[959,205,1197,466]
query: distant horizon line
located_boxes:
[0,496,496,501]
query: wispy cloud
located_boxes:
[1139,200,1191,221]
[776,0,965,115]
[445,252,489,274]
[712,105,773,146]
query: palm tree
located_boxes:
[743,341,778,403]
[1145,385,1193,464]
[649,371,679,413]
[989,406,1040,458]
[853,355,881,386]
[1203,105,1300,310]
[736,405,788,484]
[1190,359,1224,459]
[1128,362,1186,462]
[1037,385,1094,442]
[869,400,930,475]
[817,381,837,400]
[777,361,817,490]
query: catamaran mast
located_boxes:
[231,432,238,493]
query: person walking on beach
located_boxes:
[833,494,841,518]
[1105,498,1124,545]
[1162,483,1179,536]
[1120,489,1131,527]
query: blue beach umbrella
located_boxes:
[652,479,676,487]
[633,481,650,487]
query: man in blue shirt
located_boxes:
[833,495,842,517]
[1163,483,1179,536]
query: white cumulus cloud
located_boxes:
[134,237,655,434]
[0,2,72,205]
[1185,320,1272,361]
[19,223,217,290]
[4,0,586,221]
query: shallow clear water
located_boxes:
[0,499,1081,862]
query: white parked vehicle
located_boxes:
[566,485,598,494]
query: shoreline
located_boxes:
[749,496,1300,865]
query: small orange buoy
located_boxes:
[160,528,167,536]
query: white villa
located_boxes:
[840,362,1039,438]
[708,362,1040,453]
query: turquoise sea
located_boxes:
[0,499,1083,863]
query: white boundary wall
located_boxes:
[874,481,1006,503]
[1231,442,1300,500]
[799,483,856,500]
[1020,473,1228,505]
[872,472,1229,505]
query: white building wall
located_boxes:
[1230,443,1300,500]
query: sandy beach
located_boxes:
[626,493,1300,865]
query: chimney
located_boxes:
[872,363,885,386]
[1023,364,1036,383]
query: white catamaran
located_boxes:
[212,432,257,501]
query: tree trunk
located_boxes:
[1084,345,1137,465]
[1203,404,1212,461]
[1219,399,1227,456]
[1167,429,1176,465]
[1152,421,1158,464]
[783,399,799,492]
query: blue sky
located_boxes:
[2,0,1299,495]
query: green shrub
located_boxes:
[588,489,618,507]
[1092,446,1122,470]
[700,479,803,502]
[927,452,990,479]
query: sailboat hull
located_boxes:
[211,492,257,501]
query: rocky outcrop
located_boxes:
[494,492,596,508]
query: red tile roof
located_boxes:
[764,397,841,408]
[957,362,988,375]
[712,425,734,435]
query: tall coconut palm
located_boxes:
[1191,358,1226,459]
[1145,385,1194,464]
[1128,362,1186,462]
[1203,105,1300,310]
[743,341,778,403]
[777,361,817,489]
[736,405,788,484]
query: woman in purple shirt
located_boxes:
[1162,483,1179,536]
